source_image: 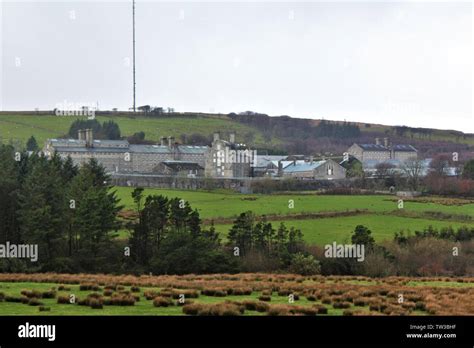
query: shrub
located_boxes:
[144,290,160,300]
[28,298,44,306]
[58,285,71,291]
[267,305,292,316]
[21,290,41,298]
[306,294,317,301]
[354,298,366,306]
[343,309,354,316]
[0,292,4,301]
[201,288,227,297]
[291,306,318,316]
[415,301,426,311]
[39,306,50,312]
[176,299,194,306]
[312,305,328,314]
[79,283,100,291]
[104,290,114,297]
[89,298,103,309]
[242,300,270,313]
[153,296,174,307]
[289,253,321,275]
[57,296,72,304]
[131,286,140,292]
[333,301,351,309]
[41,290,56,299]
[227,288,252,296]
[182,303,203,315]
[258,295,271,302]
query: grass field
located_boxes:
[113,187,474,245]
[0,273,472,316]
[0,114,271,147]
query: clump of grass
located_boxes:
[182,303,243,316]
[306,294,317,301]
[153,296,174,307]
[242,300,270,313]
[267,305,291,316]
[144,290,160,300]
[343,309,354,316]
[28,298,44,306]
[58,285,71,291]
[57,296,72,304]
[333,301,351,309]
[312,305,328,314]
[258,295,271,302]
[201,288,227,297]
[176,299,194,306]
[354,298,366,306]
[130,286,140,292]
[89,298,103,309]
[104,290,114,297]
[103,294,135,306]
[79,283,100,291]
[39,306,50,312]
[227,288,252,296]
[0,292,4,301]
[41,290,56,299]
[21,289,42,298]
[291,306,318,316]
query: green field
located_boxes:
[113,187,474,245]
[0,114,271,147]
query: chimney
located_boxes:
[278,160,283,176]
[78,129,84,141]
[383,137,389,148]
[160,137,166,146]
[85,129,93,147]
[375,137,381,145]
[229,132,235,144]
[168,136,175,148]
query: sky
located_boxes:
[1,1,472,132]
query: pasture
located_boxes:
[113,187,474,245]
[0,273,472,316]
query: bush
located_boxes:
[28,298,44,306]
[79,283,100,291]
[267,305,291,316]
[288,253,321,275]
[57,296,72,304]
[242,300,270,312]
[130,286,140,293]
[201,288,227,297]
[89,298,103,309]
[153,296,174,307]
[41,290,56,299]
[258,295,271,302]
[313,305,328,314]
[39,306,50,312]
[58,285,71,291]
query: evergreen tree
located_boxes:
[26,136,39,151]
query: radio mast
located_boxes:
[132,0,136,112]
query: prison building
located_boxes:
[347,137,417,164]
[282,159,346,180]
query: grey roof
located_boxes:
[283,161,326,173]
[253,155,287,167]
[357,143,417,152]
[129,144,208,154]
[392,144,417,152]
[358,144,390,151]
[54,146,128,153]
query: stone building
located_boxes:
[282,159,346,180]
[347,138,417,164]
[44,129,208,174]
[204,133,254,178]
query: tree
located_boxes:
[351,225,375,250]
[26,136,39,151]
[462,159,474,180]
[289,253,321,275]
[401,159,424,191]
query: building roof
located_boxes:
[253,155,287,168]
[356,143,417,152]
[283,160,326,173]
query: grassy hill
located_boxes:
[1,111,473,151]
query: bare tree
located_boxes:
[401,159,424,191]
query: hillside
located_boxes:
[0,111,473,157]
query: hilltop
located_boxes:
[0,111,473,157]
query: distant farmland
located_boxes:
[113,187,474,245]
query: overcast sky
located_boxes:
[1,1,472,132]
